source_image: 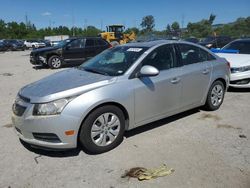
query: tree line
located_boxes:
[0,15,249,40]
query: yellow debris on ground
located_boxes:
[121,164,174,181]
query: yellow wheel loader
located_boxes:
[99,25,136,46]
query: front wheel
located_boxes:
[204,80,225,111]
[79,105,125,154]
[48,55,62,69]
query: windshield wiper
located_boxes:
[82,67,110,76]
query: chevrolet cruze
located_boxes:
[12,40,230,153]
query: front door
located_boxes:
[63,38,85,63]
[133,44,182,124]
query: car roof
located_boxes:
[232,38,250,42]
[124,40,176,48]
[69,37,104,40]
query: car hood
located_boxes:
[216,53,250,67]
[32,46,60,53]
[19,68,116,103]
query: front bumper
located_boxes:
[30,55,46,65]
[11,100,80,149]
[230,71,250,88]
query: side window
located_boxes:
[141,45,176,71]
[228,42,250,54]
[179,44,214,65]
[85,39,95,47]
[68,39,84,49]
[199,48,216,61]
[95,39,107,46]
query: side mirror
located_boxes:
[138,65,159,77]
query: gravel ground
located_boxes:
[0,51,249,188]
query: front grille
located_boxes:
[230,78,250,85]
[33,133,61,143]
[12,103,26,116]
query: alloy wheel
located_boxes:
[91,113,121,147]
[211,84,224,106]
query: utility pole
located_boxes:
[25,12,28,28]
[84,19,88,30]
[72,11,75,36]
[181,14,185,38]
[100,19,103,31]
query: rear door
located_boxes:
[62,38,85,63]
[84,39,98,59]
[95,39,109,54]
[177,43,213,108]
[133,44,182,124]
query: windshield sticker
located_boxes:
[127,48,143,52]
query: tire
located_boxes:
[48,55,62,69]
[204,80,225,111]
[79,105,125,154]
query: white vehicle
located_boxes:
[24,40,46,49]
[213,39,250,88]
[44,35,69,46]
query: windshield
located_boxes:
[223,41,250,54]
[56,39,71,47]
[79,46,148,76]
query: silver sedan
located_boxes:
[12,40,230,153]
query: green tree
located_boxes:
[83,26,101,36]
[140,15,155,33]
[0,19,7,38]
[186,14,216,38]
[125,27,140,35]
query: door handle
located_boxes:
[171,77,180,84]
[202,69,210,74]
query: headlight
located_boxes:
[231,66,250,73]
[33,98,72,116]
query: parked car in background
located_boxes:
[212,39,250,88]
[39,40,51,47]
[199,36,232,49]
[13,40,230,153]
[44,35,69,46]
[2,39,25,51]
[0,41,8,52]
[50,41,60,46]
[24,39,46,49]
[184,37,199,43]
[30,37,111,68]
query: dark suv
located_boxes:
[30,37,111,68]
[199,36,232,49]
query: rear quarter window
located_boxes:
[95,39,108,46]
[179,44,215,65]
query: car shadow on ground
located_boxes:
[227,87,250,93]
[125,108,200,138]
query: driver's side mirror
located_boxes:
[138,65,159,77]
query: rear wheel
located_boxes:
[48,55,62,69]
[204,80,225,111]
[79,105,125,154]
